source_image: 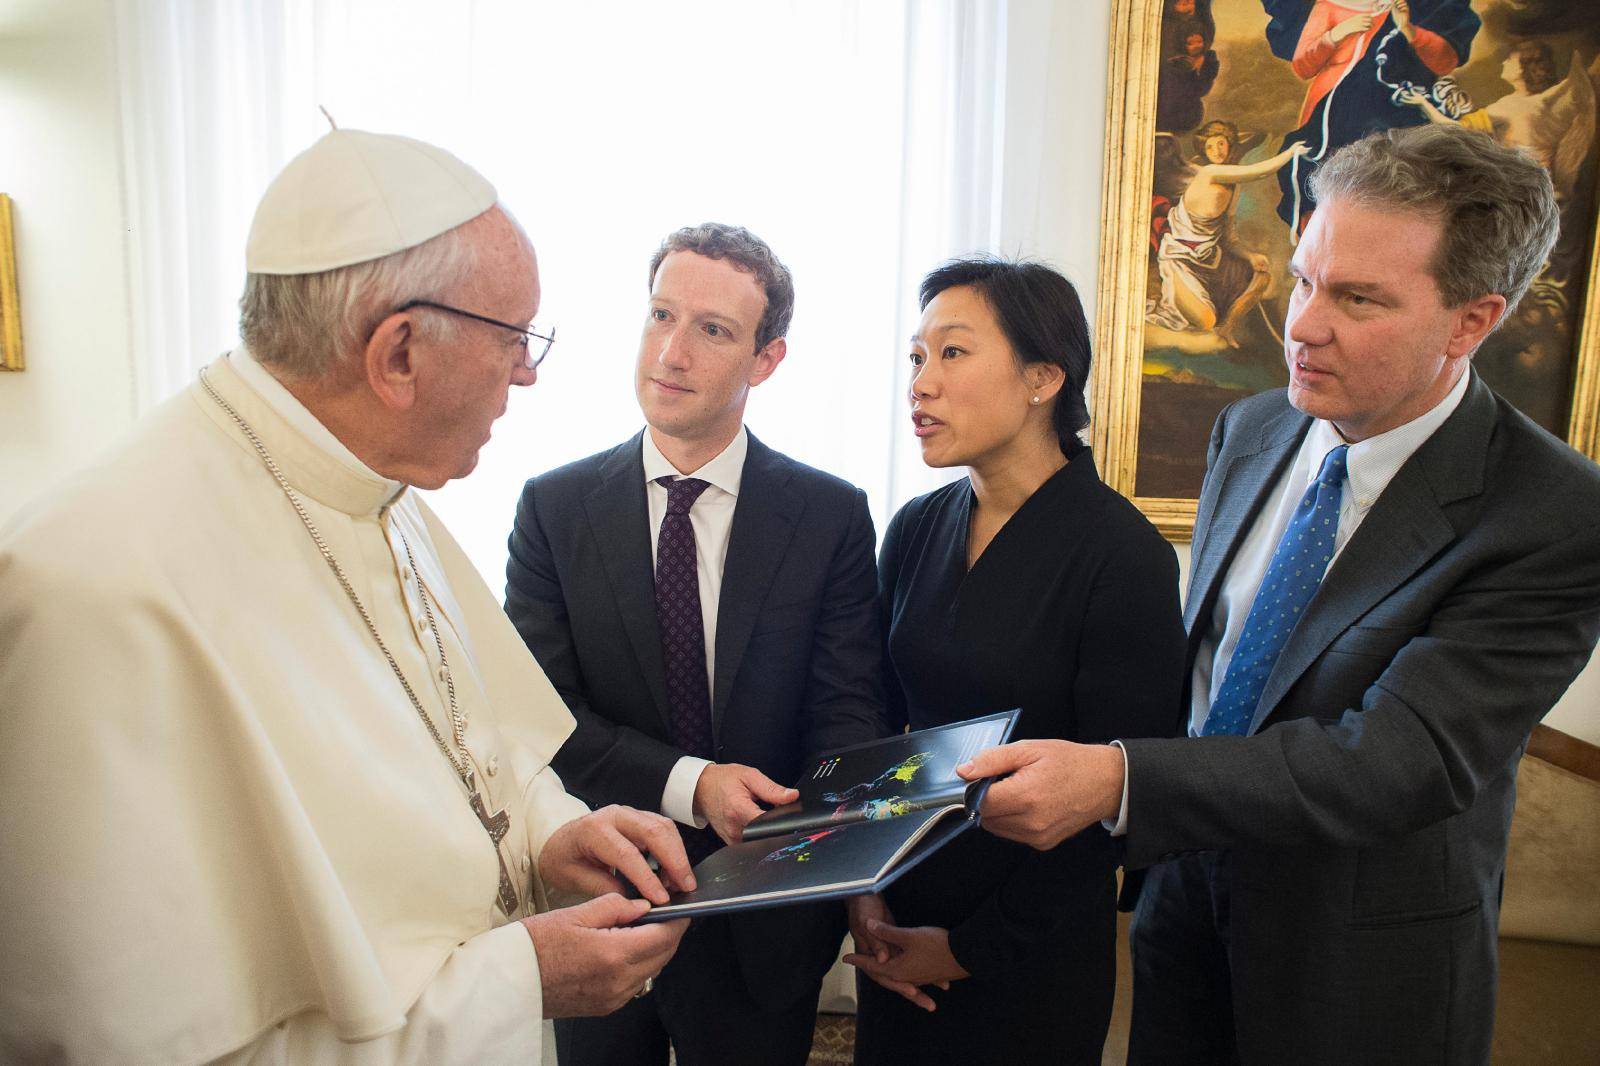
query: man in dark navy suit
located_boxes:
[505,223,886,1066]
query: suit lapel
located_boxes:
[584,433,673,732]
[1246,374,1495,734]
[1185,406,1309,637]
[712,433,802,737]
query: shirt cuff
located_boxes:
[661,756,712,827]
[1101,741,1130,838]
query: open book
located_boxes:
[634,709,1020,922]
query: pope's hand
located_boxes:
[522,894,687,1018]
[956,740,1125,851]
[538,804,695,904]
[693,763,799,845]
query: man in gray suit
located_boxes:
[957,124,1600,1063]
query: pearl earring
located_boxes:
[1030,395,1041,406]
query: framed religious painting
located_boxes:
[0,194,20,372]
[1091,0,1600,539]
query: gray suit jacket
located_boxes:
[1123,373,1600,1063]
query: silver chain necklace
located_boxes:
[199,367,521,915]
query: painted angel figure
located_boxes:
[1146,123,1310,351]
[1400,42,1597,203]
[1157,0,1220,133]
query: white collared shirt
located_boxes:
[641,426,749,826]
[1187,369,1470,735]
[1108,370,1471,835]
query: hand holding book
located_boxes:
[633,710,1021,923]
[692,763,799,845]
[954,737,1127,850]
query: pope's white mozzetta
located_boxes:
[0,123,692,1064]
[0,349,588,1063]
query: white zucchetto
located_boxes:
[245,128,497,275]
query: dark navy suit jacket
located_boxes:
[1125,373,1600,1063]
[505,429,888,1010]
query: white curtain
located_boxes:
[112,0,311,409]
[108,0,1073,584]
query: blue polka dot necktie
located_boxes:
[1202,444,1349,737]
[654,476,720,863]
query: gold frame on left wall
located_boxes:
[1,194,22,371]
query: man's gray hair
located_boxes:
[1309,124,1558,315]
[647,223,794,352]
[239,223,479,379]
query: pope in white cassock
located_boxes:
[0,129,694,1064]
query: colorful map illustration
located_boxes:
[861,797,915,821]
[760,828,842,865]
[822,752,931,807]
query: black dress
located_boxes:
[854,450,1186,1066]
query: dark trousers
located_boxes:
[853,874,1117,1066]
[554,914,822,1066]
[1128,852,1241,1066]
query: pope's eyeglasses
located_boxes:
[397,299,556,369]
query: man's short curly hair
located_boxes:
[647,223,794,352]
[1309,124,1558,315]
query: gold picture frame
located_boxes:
[1090,0,1600,540]
[1,194,21,372]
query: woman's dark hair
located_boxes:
[918,256,1091,456]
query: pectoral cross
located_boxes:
[466,773,521,915]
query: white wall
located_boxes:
[1549,648,1600,742]
[1,0,1594,743]
[0,0,135,523]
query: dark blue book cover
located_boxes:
[635,709,1019,922]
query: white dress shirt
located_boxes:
[641,426,749,826]
[1109,370,1471,835]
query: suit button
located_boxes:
[486,754,499,777]
[521,854,532,873]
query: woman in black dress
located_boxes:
[845,258,1186,1065]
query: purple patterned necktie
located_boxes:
[654,476,720,864]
